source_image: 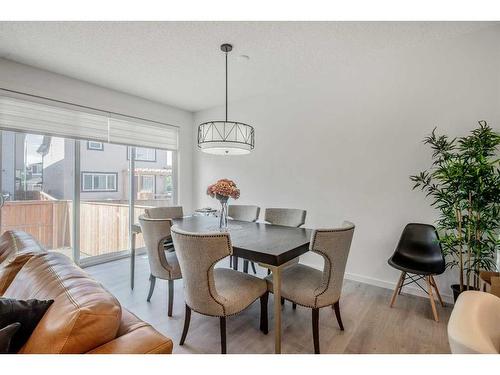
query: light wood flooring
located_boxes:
[86,255,452,354]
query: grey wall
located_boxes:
[193,27,500,302]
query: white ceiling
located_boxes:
[0,22,497,112]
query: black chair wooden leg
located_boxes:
[168,279,174,317]
[147,274,156,302]
[179,304,191,345]
[332,301,344,330]
[243,260,249,273]
[267,269,271,275]
[281,297,285,305]
[260,292,269,334]
[398,272,407,295]
[229,256,232,268]
[220,317,227,354]
[292,303,297,309]
[312,308,320,354]
[232,256,238,271]
[250,262,257,274]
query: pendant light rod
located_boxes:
[225,49,228,122]
[221,43,232,122]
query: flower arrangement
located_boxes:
[206,179,240,200]
[207,179,240,230]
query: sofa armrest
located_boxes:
[87,325,173,354]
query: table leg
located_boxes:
[271,265,282,354]
[130,232,136,290]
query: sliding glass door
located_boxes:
[0,130,75,260]
[78,141,131,264]
[0,93,179,267]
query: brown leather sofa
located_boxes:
[0,230,173,354]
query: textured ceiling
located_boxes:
[0,21,497,112]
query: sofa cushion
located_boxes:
[0,297,54,353]
[0,231,46,264]
[2,252,122,353]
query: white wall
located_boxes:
[194,28,500,302]
[0,58,194,213]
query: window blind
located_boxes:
[0,95,179,151]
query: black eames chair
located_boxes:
[388,223,446,322]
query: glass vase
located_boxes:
[217,194,229,231]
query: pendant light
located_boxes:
[197,43,255,155]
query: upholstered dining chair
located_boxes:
[144,206,183,219]
[388,223,446,322]
[265,222,355,354]
[264,208,307,228]
[228,205,260,222]
[259,208,308,277]
[144,206,184,251]
[171,227,269,354]
[228,205,260,273]
[139,215,182,317]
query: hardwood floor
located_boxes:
[86,255,452,354]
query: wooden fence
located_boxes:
[0,198,153,257]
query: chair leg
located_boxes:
[430,275,445,307]
[260,292,269,334]
[281,297,285,305]
[243,260,249,273]
[179,304,191,345]
[389,271,405,307]
[229,255,232,268]
[426,276,439,322]
[292,303,297,310]
[398,272,407,295]
[332,301,344,331]
[147,274,156,302]
[168,279,174,317]
[251,262,257,274]
[220,317,227,354]
[312,308,320,354]
[267,269,271,275]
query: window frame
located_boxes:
[81,171,118,192]
[87,141,104,151]
[139,174,155,193]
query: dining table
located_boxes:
[131,215,312,354]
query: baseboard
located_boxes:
[299,258,454,305]
[344,271,454,305]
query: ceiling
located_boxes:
[0,22,497,112]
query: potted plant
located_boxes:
[411,121,500,301]
[207,179,240,230]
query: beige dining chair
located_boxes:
[265,208,307,228]
[228,205,260,222]
[258,208,308,278]
[265,221,355,353]
[171,227,269,354]
[144,206,184,219]
[228,205,260,273]
[144,206,183,251]
[139,215,182,317]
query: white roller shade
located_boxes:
[108,115,178,151]
[0,95,178,150]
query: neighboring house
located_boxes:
[41,138,172,201]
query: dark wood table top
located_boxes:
[172,216,312,266]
